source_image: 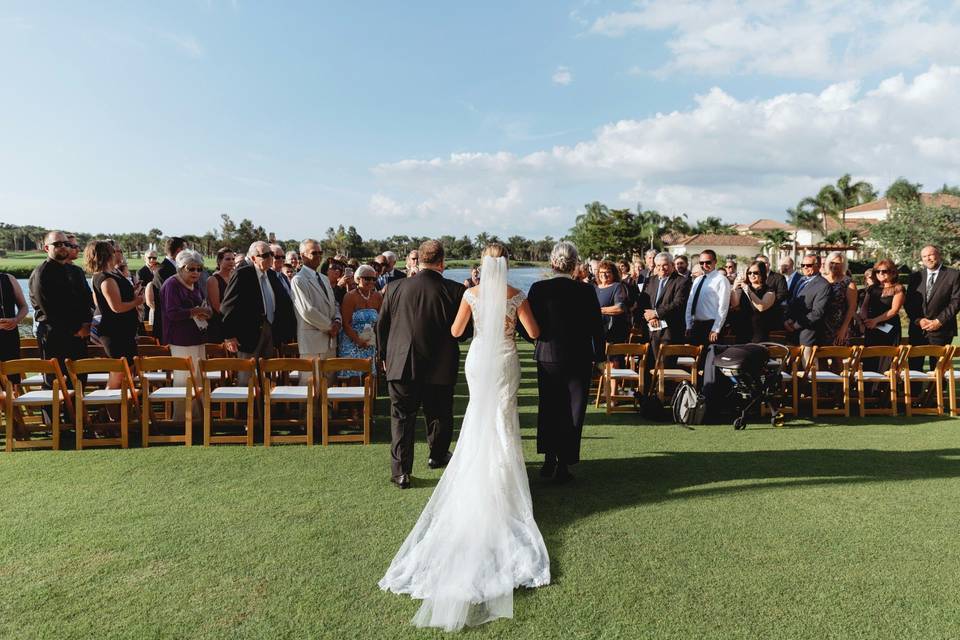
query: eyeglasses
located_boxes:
[360,276,376,282]
[49,241,69,248]
[747,271,761,276]
[256,252,274,259]
[874,269,891,274]
[185,267,203,273]
[801,263,817,268]
[725,264,736,269]
[699,261,714,266]
[829,261,843,267]
[274,254,284,259]
[147,256,158,261]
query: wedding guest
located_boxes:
[271,244,292,295]
[905,244,960,369]
[378,251,405,291]
[641,250,657,285]
[863,268,877,289]
[756,254,788,333]
[673,254,691,279]
[641,252,691,369]
[724,260,738,284]
[148,236,186,343]
[594,260,630,365]
[137,250,159,289]
[206,247,235,344]
[822,251,858,346]
[617,260,632,283]
[86,240,143,371]
[0,270,28,380]
[728,260,776,343]
[858,258,904,371]
[291,239,341,384]
[29,231,93,384]
[326,259,348,305]
[780,257,799,296]
[785,253,830,363]
[685,250,731,346]
[282,262,296,281]
[338,264,382,381]
[370,257,385,277]
[463,265,481,288]
[221,241,296,368]
[526,241,604,483]
[285,250,301,273]
[406,250,419,274]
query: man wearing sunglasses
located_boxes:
[221,241,296,371]
[684,250,730,346]
[28,231,94,387]
[784,253,830,361]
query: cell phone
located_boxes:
[345,267,354,277]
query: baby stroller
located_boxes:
[702,344,785,430]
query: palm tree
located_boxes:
[760,229,792,258]
[825,174,877,225]
[692,216,736,235]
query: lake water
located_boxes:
[14,266,550,317]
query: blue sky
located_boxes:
[3,1,960,241]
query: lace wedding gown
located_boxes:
[378,256,550,631]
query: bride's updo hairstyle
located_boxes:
[481,242,508,264]
[550,241,579,274]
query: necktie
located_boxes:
[655,277,667,305]
[261,271,275,324]
[788,273,800,298]
[690,274,706,320]
[317,271,331,299]
[926,271,936,302]
[794,276,811,298]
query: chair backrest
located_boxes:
[320,357,373,376]
[260,357,315,374]
[905,345,951,371]
[67,357,127,375]
[200,357,255,375]
[857,346,901,363]
[136,335,159,346]
[606,343,647,358]
[86,344,107,358]
[20,345,41,358]
[810,346,856,371]
[659,344,701,359]
[760,343,789,360]
[137,344,172,357]
[204,343,228,359]
[137,356,195,373]
[21,337,39,348]
[0,358,75,416]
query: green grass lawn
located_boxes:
[4,343,960,639]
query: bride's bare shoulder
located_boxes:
[506,285,522,298]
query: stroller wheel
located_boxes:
[733,417,746,430]
[771,412,785,428]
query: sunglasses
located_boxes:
[274,254,284,259]
[699,261,714,266]
[747,271,761,276]
[256,252,275,259]
[359,276,376,282]
[185,267,203,273]
[874,269,891,274]
[147,257,158,261]
[49,241,70,248]
[801,262,817,268]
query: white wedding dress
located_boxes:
[378,255,550,631]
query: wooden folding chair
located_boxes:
[901,345,951,417]
[759,343,796,419]
[138,356,200,447]
[943,346,959,417]
[260,358,316,446]
[201,358,256,446]
[809,346,857,417]
[319,358,374,445]
[651,345,701,402]
[597,343,647,414]
[136,335,159,346]
[1,359,74,452]
[856,346,902,417]
[67,358,139,449]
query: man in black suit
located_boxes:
[641,252,691,369]
[221,240,296,371]
[377,240,468,489]
[905,244,960,369]
[148,237,185,344]
[784,253,830,363]
[526,241,604,483]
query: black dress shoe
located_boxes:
[540,458,557,478]
[427,451,452,469]
[553,465,574,484]
[391,474,411,489]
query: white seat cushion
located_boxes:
[210,386,253,401]
[203,371,223,380]
[861,371,893,381]
[13,389,74,406]
[902,370,937,380]
[327,386,365,400]
[289,370,301,380]
[676,357,696,366]
[149,386,189,400]
[609,368,638,378]
[82,389,126,404]
[813,371,845,381]
[661,368,694,378]
[85,373,110,385]
[143,372,169,383]
[270,385,309,401]
[780,372,793,380]
[21,374,45,386]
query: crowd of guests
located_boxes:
[578,244,959,372]
[0,231,442,401]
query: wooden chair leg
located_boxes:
[843,377,850,418]
[141,391,150,448]
[120,397,129,449]
[75,398,85,451]
[306,396,314,447]
[889,374,898,417]
[184,395,192,447]
[4,397,13,453]
[364,393,371,445]
[321,390,329,447]
[52,397,60,451]
[264,399,272,447]
[203,394,211,447]
[904,372,913,417]
[811,375,819,418]
[858,375,866,418]
[246,393,255,447]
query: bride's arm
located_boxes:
[517,299,540,339]
[451,298,472,338]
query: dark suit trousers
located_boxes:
[908,328,953,372]
[387,380,454,478]
[37,322,87,388]
[688,319,715,347]
[536,361,591,465]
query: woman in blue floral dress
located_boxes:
[338,264,383,379]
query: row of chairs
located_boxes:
[1,354,374,452]
[594,342,960,419]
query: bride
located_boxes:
[378,243,551,631]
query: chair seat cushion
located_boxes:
[902,370,936,380]
[609,368,639,378]
[661,368,694,378]
[861,371,893,381]
[327,386,365,400]
[203,371,223,380]
[143,372,170,383]
[82,389,126,404]
[210,386,254,401]
[813,371,845,381]
[21,374,45,386]
[270,385,309,401]
[676,357,696,366]
[85,373,110,385]
[13,389,74,406]
[149,386,190,400]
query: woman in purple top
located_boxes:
[160,250,210,423]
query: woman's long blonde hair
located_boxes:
[482,242,509,264]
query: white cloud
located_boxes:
[552,66,573,86]
[588,1,960,79]
[370,65,960,234]
[160,31,205,59]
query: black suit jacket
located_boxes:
[526,276,604,364]
[376,268,467,385]
[150,258,178,342]
[766,272,789,305]
[905,266,960,341]
[641,272,691,343]
[786,274,830,346]
[28,259,93,334]
[220,264,296,353]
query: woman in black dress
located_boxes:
[728,261,776,343]
[858,258,904,372]
[86,241,144,378]
[593,260,630,374]
[0,271,28,382]
[206,247,236,344]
